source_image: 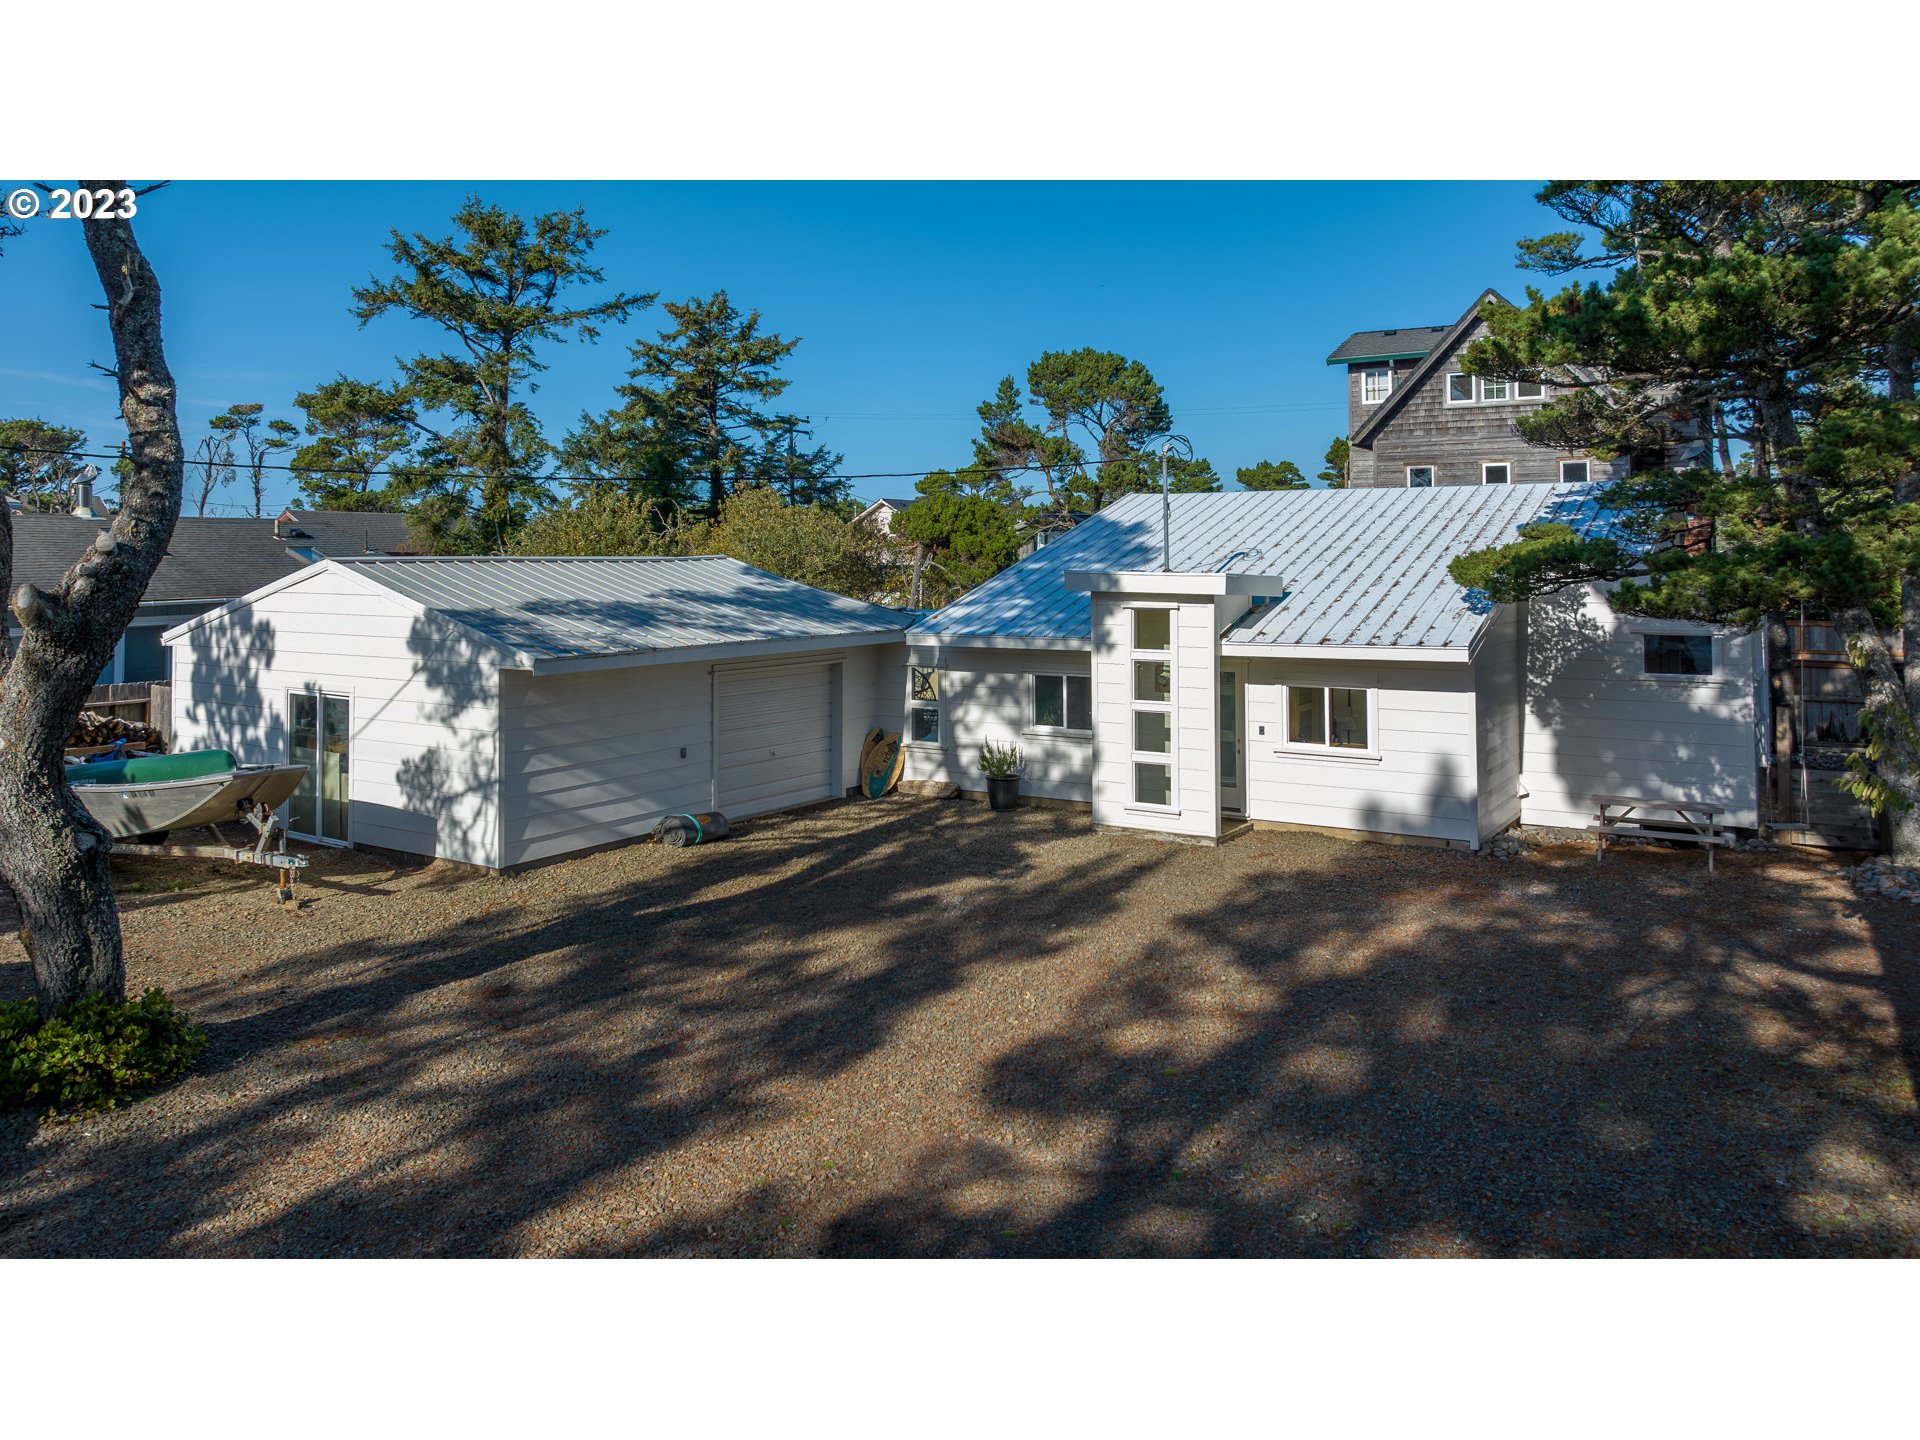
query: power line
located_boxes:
[0,443,1217,487]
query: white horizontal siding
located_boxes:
[1519,585,1760,829]
[169,571,502,867]
[1474,603,1524,841]
[1244,659,1479,846]
[902,643,1097,803]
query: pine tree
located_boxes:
[1319,437,1350,488]
[289,377,424,512]
[0,419,91,511]
[352,198,651,545]
[1447,181,1920,861]
[1237,459,1308,490]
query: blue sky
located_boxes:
[1,181,1560,514]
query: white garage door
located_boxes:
[715,662,837,819]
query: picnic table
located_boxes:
[1587,793,1729,872]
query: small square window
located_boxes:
[1134,761,1173,807]
[1479,377,1511,402]
[1483,463,1511,484]
[1132,608,1171,651]
[1447,373,1474,403]
[910,705,941,743]
[1361,369,1393,404]
[1133,660,1171,703]
[1407,466,1435,488]
[1560,459,1590,484]
[1517,380,1545,400]
[1134,710,1173,754]
[1643,634,1714,677]
[910,665,938,701]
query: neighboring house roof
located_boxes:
[1350,288,1507,449]
[9,515,310,602]
[1325,322,1456,367]
[10,510,432,608]
[167,554,911,670]
[908,482,1614,654]
[275,508,421,557]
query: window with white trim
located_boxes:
[1360,368,1393,404]
[1560,459,1590,483]
[1032,672,1091,733]
[1284,685,1374,752]
[1478,377,1511,402]
[1516,380,1546,400]
[908,664,942,744]
[1642,634,1715,678]
[1482,462,1511,484]
[1129,606,1175,807]
[1446,373,1474,404]
[1407,465,1435,488]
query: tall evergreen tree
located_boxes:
[352,198,651,545]
[578,291,829,516]
[1447,181,1920,861]
[289,377,424,512]
[210,402,297,517]
[1023,348,1217,512]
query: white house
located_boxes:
[900,484,1766,847]
[164,555,910,869]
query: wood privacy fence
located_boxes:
[85,681,172,747]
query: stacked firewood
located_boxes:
[66,710,166,752]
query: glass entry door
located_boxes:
[1219,665,1245,816]
[289,691,351,842]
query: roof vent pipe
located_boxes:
[69,465,102,519]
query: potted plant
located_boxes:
[980,738,1023,811]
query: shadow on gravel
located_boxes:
[4,799,1917,1259]
[807,842,1920,1258]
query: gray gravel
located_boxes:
[3,797,1917,1257]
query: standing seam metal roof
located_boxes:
[328,554,908,661]
[907,482,1615,652]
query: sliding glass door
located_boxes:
[289,690,351,843]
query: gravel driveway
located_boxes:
[4,797,1917,1257]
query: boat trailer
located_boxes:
[110,798,310,907]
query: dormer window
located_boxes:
[1360,368,1393,404]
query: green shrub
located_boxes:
[0,989,208,1113]
[979,738,1023,779]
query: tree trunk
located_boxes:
[0,185,184,1017]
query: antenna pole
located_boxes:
[1160,441,1171,572]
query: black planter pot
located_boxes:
[985,775,1022,811]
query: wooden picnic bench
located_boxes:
[1587,793,1729,872]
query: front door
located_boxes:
[1219,663,1245,816]
[289,690,351,843]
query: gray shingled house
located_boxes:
[1329,289,1685,489]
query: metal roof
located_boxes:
[909,482,1616,653]
[327,554,908,662]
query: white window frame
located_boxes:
[1127,604,1178,812]
[1360,368,1393,405]
[1278,683,1380,760]
[1481,461,1512,485]
[1559,458,1591,484]
[1029,671,1093,738]
[1638,632,1719,683]
[1478,376,1511,402]
[1516,379,1546,400]
[1406,465,1435,488]
[1445,372,1475,405]
[906,662,943,748]
[286,686,354,846]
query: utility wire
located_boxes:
[0,443,1202,487]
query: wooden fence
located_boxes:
[84,681,172,748]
